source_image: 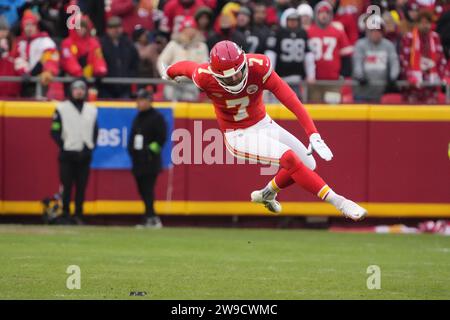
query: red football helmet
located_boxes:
[208,41,248,94]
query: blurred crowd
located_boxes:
[0,0,450,103]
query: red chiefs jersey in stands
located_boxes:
[307,24,353,80]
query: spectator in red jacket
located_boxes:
[0,20,21,98]
[109,0,155,37]
[258,0,279,27]
[325,0,359,45]
[400,10,449,103]
[160,0,208,34]
[11,10,59,97]
[60,15,107,81]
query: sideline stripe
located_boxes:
[1,201,449,217]
[224,139,280,164]
[1,101,180,118]
[271,179,281,193]
[318,185,331,199]
[223,136,280,164]
[2,102,450,121]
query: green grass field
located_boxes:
[0,225,449,300]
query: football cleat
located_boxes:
[339,199,367,221]
[251,189,282,214]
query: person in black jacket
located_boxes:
[128,89,167,228]
[437,9,450,61]
[99,16,139,99]
[78,0,106,37]
[50,80,98,225]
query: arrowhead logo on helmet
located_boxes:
[208,41,249,94]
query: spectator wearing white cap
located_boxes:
[297,3,314,31]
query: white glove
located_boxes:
[307,133,333,161]
[160,62,171,80]
[160,63,182,83]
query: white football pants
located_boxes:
[223,114,316,170]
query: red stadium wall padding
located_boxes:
[162,118,189,202]
[4,117,60,201]
[3,117,95,201]
[276,120,369,203]
[185,119,271,202]
[3,117,96,202]
[0,103,449,216]
[0,103,3,211]
[184,120,369,203]
[1,116,189,204]
[368,121,450,203]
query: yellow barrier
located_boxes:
[0,101,3,214]
[1,200,450,217]
[2,101,450,121]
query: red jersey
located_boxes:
[167,54,318,136]
[109,0,154,37]
[61,30,107,78]
[0,55,21,97]
[11,32,59,76]
[307,24,353,80]
[160,0,206,34]
[333,13,359,45]
[191,54,272,130]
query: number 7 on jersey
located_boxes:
[226,96,250,121]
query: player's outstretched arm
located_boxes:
[264,71,333,161]
[163,61,200,82]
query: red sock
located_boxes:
[280,150,326,195]
[274,168,295,189]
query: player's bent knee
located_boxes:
[281,149,317,172]
[305,156,317,171]
[280,150,302,170]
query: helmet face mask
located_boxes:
[209,41,249,94]
[211,58,248,94]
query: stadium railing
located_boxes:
[0,76,449,103]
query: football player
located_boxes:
[163,40,367,221]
